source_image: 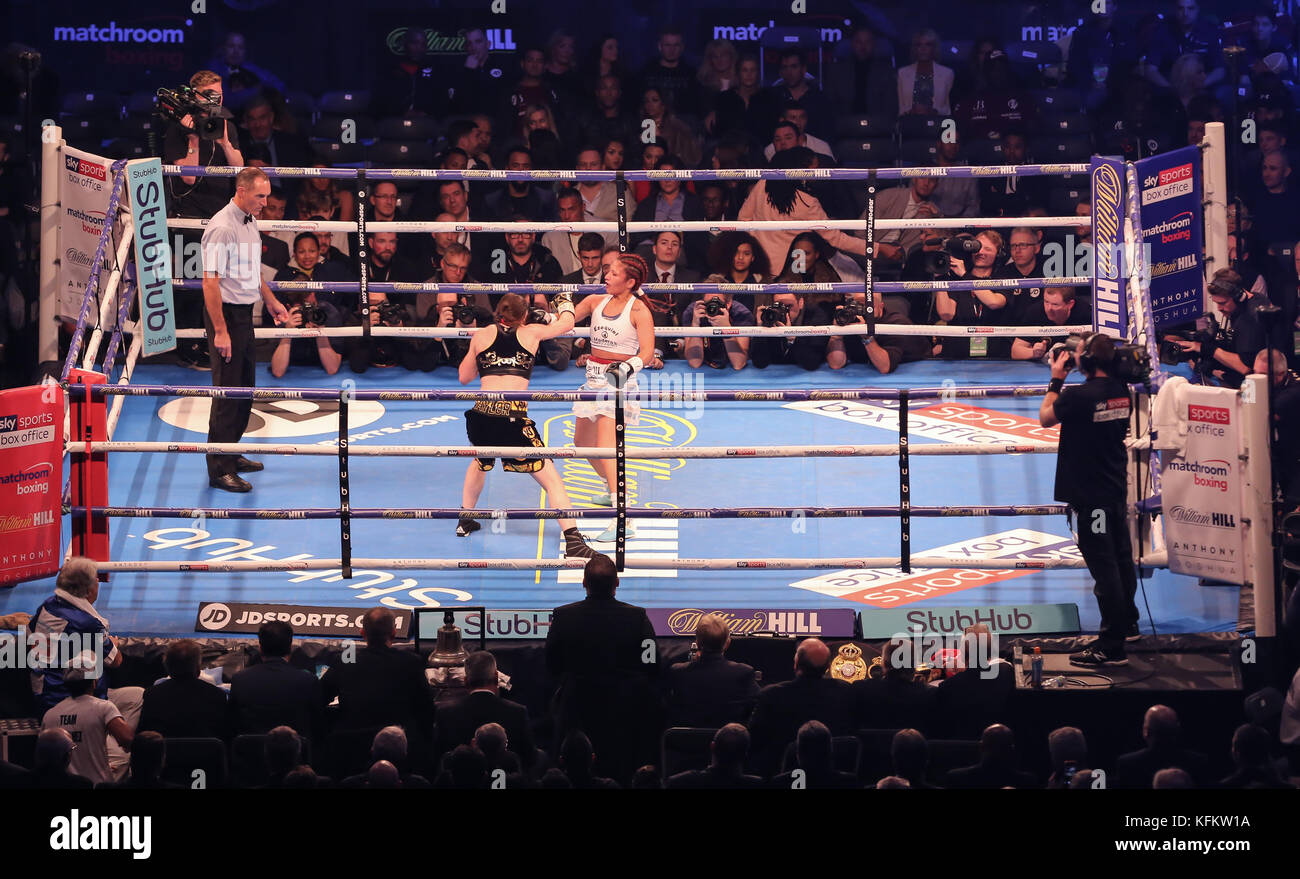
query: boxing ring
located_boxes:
[4,126,1259,638]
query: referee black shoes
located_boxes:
[209,474,252,493]
[234,456,264,473]
[456,516,482,537]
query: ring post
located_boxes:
[339,387,353,579]
[614,170,629,571]
[864,170,878,333]
[898,389,911,573]
[68,369,110,576]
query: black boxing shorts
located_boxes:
[464,399,544,473]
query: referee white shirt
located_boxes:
[202,199,262,304]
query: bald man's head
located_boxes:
[367,760,401,788]
[794,638,831,677]
[1254,348,1290,384]
[1143,704,1180,744]
[980,723,1017,764]
[35,728,75,771]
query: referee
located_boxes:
[202,166,289,492]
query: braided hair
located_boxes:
[617,252,650,294]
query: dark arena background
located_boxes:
[0,0,1297,857]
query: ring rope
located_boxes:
[166,217,1089,233]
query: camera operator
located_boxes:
[934,230,1008,360]
[682,292,755,370]
[751,293,832,370]
[1011,287,1092,362]
[347,291,415,374]
[826,292,931,374]
[1038,333,1139,668]
[404,243,492,373]
[268,287,344,378]
[1166,269,1266,388]
[1256,349,1300,512]
[165,71,245,369]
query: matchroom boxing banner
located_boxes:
[1136,146,1204,331]
[1090,156,1128,339]
[125,158,175,355]
[1160,385,1245,583]
[58,145,115,320]
[0,385,64,587]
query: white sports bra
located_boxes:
[589,294,640,356]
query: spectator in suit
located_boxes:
[945,724,1039,789]
[856,635,940,733]
[642,230,701,291]
[546,554,659,783]
[435,651,537,771]
[631,156,704,248]
[557,731,620,789]
[1046,726,1089,789]
[42,663,135,785]
[931,131,980,219]
[934,624,1015,739]
[748,638,854,777]
[979,132,1047,218]
[1220,724,1295,788]
[667,723,764,789]
[897,28,955,116]
[473,723,532,788]
[321,608,436,750]
[771,720,859,789]
[1115,704,1210,789]
[874,175,943,275]
[891,728,940,790]
[138,639,229,740]
[239,93,310,177]
[340,726,431,789]
[825,24,898,118]
[544,190,608,277]
[484,147,557,221]
[559,232,607,287]
[665,613,760,727]
[28,729,92,790]
[227,621,321,740]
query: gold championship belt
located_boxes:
[829,643,869,683]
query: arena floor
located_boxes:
[0,358,1238,637]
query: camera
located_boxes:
[375,300,408,327]
[703,297,726,317]
[833,303,864,326]
[759,302,791,328]
[920,234,982,278]
[452,304,478,325]
[1159,313,1225,365]
[154,85,234,140]
[1051,333,1152,383]
[281,294,328,327]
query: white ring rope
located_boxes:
[170,323,1092,339]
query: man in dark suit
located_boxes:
[855,635,939,733]
[1115,704,1210,789]
[547,554,659,782]
[637,230,702,286]
[934,625,1015,739]
[238,93,311,196]
[138,639,229,740]
[321,608,436,750]
[666,723,765,789]
[666,613,759,727]
[770,720,859,789]
[339,726,431,789]
[944,724,1040,789]
[483,147,557,221]
[434,651,537,771]
[228,621,321,741]
[748,638,854,777]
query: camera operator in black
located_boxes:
[164,71,244,367]
[267,287,345,377]
[1039,333,1139,667]
[826,291,932,374]
[1168,269,1267,389]
[751,292,832,370]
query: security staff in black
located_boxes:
[201,167,289,492]
[458,292,597,559]
[1039,333,1139,667]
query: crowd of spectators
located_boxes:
[2,555,1298,790]
[36,3,1290,378]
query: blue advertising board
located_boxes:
[1135,146,1204,330]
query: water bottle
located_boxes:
[1030,647,1044,688]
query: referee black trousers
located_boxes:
[1071,501,1139,651]
[206,303,256,479]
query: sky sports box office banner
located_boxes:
[1159,386,1247,584]
[59,146,116,322]
[0,386,64,587]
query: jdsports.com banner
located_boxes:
[1136,146,1204,331]
[58,145,116,320]
[1160,385,1245,583]
[0,386,64,587]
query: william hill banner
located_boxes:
[1090,156,1128,339]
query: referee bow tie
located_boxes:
[243,214,254,224]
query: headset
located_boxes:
[1207,274,1250,304]
[1078,331,1104,374]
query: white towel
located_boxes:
[1151,375,1191,452]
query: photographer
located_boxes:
[1038,334,1139,668]
[164,71,245,369]
[826,293,931,374]
[751,293,831,371]
[267,289,344,378]
[682,292,755,370]
[934,230,1008,360]
[410,290,493,373]
[1166,269,1266,388]
[1011,287,1092,363]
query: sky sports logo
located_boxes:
[1189,404,1230,425]
[1141,162,1195,207]
[64,155,105,180]
[0,415,16,432]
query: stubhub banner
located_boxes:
[1137,146,1203,330]
[859,604,1080,639]
[126,158,175,355]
